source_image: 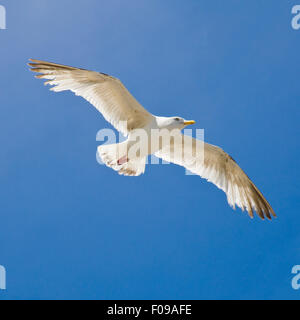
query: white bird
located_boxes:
[28,59,276,220]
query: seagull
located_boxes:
[28,59,276,220]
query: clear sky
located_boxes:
[0,0,299,300]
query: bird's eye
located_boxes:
[175,118,180,121]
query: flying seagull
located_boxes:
[28,59,275,220]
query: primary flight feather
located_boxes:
[28,59,276,220]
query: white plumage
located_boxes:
[29,59,276,220]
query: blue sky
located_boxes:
[0,0,299,300]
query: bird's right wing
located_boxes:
[29,59,153,136]
[155,134,276,220]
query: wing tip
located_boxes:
[28,58,41,64]
[255,208,276,221]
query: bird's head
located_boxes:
[158,117,196,130]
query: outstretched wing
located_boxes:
[29,59,153,136]
[155,134,276,220]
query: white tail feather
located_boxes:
[97,143,146,176]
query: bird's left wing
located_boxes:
[28,59,153,136]
[155,134,276,220]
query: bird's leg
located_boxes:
[117,155,129,166]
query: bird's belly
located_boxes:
[127,126,176,159]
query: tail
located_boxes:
[97,142,146,177]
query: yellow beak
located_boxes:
[184,120,196,126]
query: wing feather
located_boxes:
[155,134,275,220]
[28,59,153,136]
